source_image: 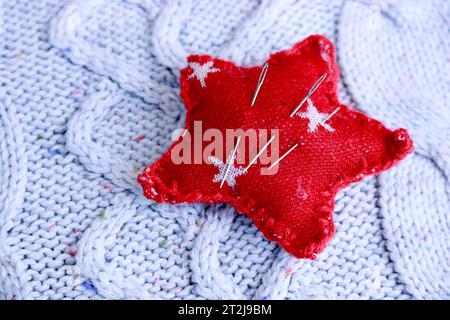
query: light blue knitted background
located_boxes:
[0,0,449,299]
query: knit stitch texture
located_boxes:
[0,0,449,299]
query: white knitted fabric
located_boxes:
[0,0,449,300]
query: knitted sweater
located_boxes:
[0,0,448,299]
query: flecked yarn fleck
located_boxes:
[0,0,449,300]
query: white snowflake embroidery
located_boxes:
[188,61,220,88]
[208,155,246,188]
[296,99,335,133]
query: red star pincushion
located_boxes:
[138,35,413,259]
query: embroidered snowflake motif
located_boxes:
[188,61,220,88]
[296,99,335,133]
[208,155,246,188]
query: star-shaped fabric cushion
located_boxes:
[138,35,413,259]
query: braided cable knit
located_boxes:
[0,0,448,299]
[0,95,31,299]
[75,195,157,299]
[190,204,245,299]
[152,0,192,71]
[338,0,450,298]
[66,89,141,193]
[49,0,178,105]
[253,250,299,300]
[221,0,297,64]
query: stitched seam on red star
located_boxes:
[138,125,412,259]
[137,35,414,259]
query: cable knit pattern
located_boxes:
[0,95,31,299]
[0,0,448,300]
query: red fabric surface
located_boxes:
[138,35,413,259]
